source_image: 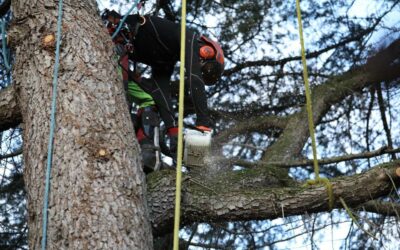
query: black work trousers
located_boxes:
[128,15,211,129]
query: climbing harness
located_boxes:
[295,0,334,210]
[173,0,187,248]
[42,0,63,249]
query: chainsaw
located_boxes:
[143,125,212,172]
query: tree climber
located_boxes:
[101,9,224,165]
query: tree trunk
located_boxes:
[10,0,153,248]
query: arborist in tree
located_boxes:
[101,8,224,170]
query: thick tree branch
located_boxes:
[358,200,400,217]
[214,115,287,143]
[0,84,22,132]
[263,39,400,162]
[147,161,400,236]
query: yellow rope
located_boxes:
[305,178,334,209]
[295,0,334,210]
[339,197,378,240]
[173,0,187,249]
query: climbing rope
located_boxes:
[295,0,334,210]
[173,0,187,248]
[111,0,141,40]
[41,0,64,249]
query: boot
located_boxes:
[135,106,162,173]
[140,137,160,174]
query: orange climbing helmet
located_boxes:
[198,35,224,85]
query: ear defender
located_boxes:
[199,45,215,59]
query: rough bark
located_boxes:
[147,161,400,236]
[10,0,153,249]
[0,84,22,131]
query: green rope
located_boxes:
[305,178,334,209]
[295,0,334,210]
[339,197,378,240]
[41,0,63,249]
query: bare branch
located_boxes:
[224,146,400,169]
[376,83,396,160]
[224,23,380,76]
[0,148,23,160]
[271,146,400,168]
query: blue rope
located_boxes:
[111,0,140,40]
[41,0,63,249]
[0,20,10,71]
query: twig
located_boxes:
[227,146,400,168]
[0,148,22,160]
[186,177,217,195]
[339,197,378,241]
[376,83,396,159]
